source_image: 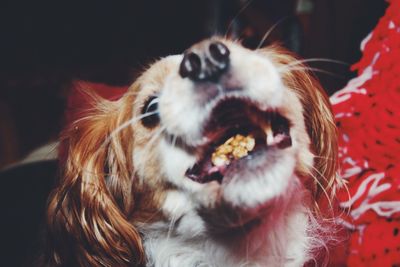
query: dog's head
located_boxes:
[47,38,338,266]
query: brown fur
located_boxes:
[47,94,142,267]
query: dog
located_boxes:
[45,38,339,267]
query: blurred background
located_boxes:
[0,0,387,168]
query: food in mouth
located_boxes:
[211,134,256,167]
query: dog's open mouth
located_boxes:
[185,98,292,184]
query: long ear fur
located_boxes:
[46,94,145,267]
[262,46,340,204]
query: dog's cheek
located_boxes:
[280,89,314,177]
[158,139,202,191]
[133,141,162,185]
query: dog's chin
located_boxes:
[195,146,297,231]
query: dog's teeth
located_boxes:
[211,134,255,166]
[263,125,274,146]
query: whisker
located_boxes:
[115,110,158,134]
[256,16,288,49]
[310,161,348,195]
[224,0,255,38]
[312,155,336,161]
[308,163,331,185]
[303,160,351,219]
[103,110,159,146]
[88,110,160,163]
[308,174,350,222]
[283,58,349,68]
[301,160,335,209]
[333,175,352,217]
[279,66,345,79]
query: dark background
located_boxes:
[0,0,387,168]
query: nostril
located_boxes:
[179,52,202,79]
[209,42,230,65]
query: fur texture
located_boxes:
[45,38,339,267]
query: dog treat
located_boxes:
[211,134,255,167]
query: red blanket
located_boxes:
[331,0,400,265]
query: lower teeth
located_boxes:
[211,134,255,167]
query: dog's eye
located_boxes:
[141,96,160,128]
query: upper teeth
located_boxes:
[211,134,255,167]
[263,124,274,146]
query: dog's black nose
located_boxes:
[179,41,230,81]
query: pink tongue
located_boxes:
[207,165,227,176]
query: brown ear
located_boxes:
[46,95,145,267]
[292,68,339,200]
[261,46,339,202]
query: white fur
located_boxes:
[158,139,202,192]
[140,181,319,267]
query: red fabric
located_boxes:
[331,0,400,265]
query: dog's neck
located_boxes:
[139,183,317,267]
